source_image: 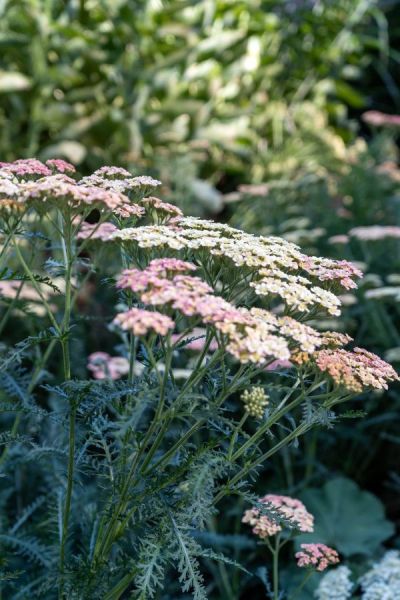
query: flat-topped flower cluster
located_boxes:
[113,258,397,391]
[1,160,397,395]
[0,158,163,218]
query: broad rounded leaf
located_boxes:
[297,477,394,557]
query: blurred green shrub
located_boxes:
[0,0,385,191]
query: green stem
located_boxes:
[272,535,281,600]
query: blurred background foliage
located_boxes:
[1,0,398,210]
[1,1,400,596]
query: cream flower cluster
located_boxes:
[315,566,353,600]
[296,543,340,572]
[106,217,362,315]
[242,494,314,538]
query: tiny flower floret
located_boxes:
[296,543,339,572]
[242,494,314,538]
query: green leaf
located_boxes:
[298,477,394,557]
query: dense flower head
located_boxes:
[241,387,269,419]
[113,307,175,336]
[315,566,353,600]
[296,543,339,571]
[45,159,76,174]
[349,226,400,241]
[359,550,400,599]
[79,170,161,197]
[87,352,129,380]
[140,196,183,217]
[107,218,361,316]
[18,175,145,217]
[0,158,52,178]
[117,264,292,364]
[242,494,314,538]
[300,256,363,290]
[315,347,399,392]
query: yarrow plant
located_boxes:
[0,159,398,599]
[242,494,338,598]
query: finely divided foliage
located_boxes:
[0,160,398,599]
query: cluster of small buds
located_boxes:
[242,494,314,539]
[295,543,340,572]
[113,307,175,337]
[240,387,269,418]
[315,566,353,600]
[315,347,399,392]
[87,352,129,380]
[359,551,400,599]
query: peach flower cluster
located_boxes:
[315,347,399,392]
[242,494,314,538]
[113,307,175,337]
[295,543,340,572]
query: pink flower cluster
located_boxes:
[79,168,161,197]
[362,111,400,128]
[77,222,119,242]
[141,196,183,217]
[113,307,175,336]
[295,543,340,572]
[0,158,75,178]
[87,352,129,380]
[300,256,363,290]
[349,226,400,241]
[315,347,399,392]
[242,495,314,539]
[19,175,145,217]
[116,261,292,364]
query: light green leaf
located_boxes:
[298,477,394,557]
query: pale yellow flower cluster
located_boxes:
[107,218,361,316]
[241,387,269,419]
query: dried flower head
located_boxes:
[241,387,269,419]
[242,494,314,539]
[296,543,339,571]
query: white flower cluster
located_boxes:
[108,217,361,316]
[359,551,400,599]
[315,566,353,599]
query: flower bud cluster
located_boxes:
[240,387,269,418]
